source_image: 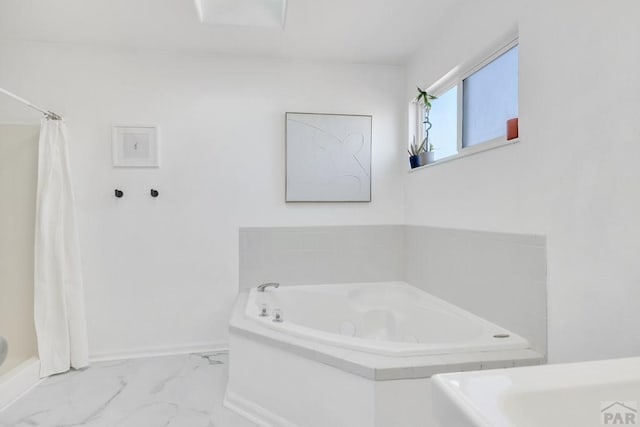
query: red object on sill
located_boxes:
[507,117,519,140]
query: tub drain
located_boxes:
[493,334,510,338]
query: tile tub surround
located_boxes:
[404,225,547,354]
[239,225,405,289]
[0,352,257,427]
[239,224,547,354]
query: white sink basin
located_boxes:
[432,357,640,427]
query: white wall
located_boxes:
[0,41,405,358]
[404,0,640,362]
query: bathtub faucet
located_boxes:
[257,282,280,292]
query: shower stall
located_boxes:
[0,86,88,409]
[0,122,40,408]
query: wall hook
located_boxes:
[114,189,124,198]
[150,189,159,198]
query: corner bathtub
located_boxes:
[245,282,529,357]
[225,282,544,427]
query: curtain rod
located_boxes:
[0,87,62,120]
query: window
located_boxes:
[463,45,518,148]
[429,85,458,161]
[411,37,519,167]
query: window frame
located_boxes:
[411,34,519,170]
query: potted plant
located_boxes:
[408,135,426,169]
[418,143,435,166]
[415,87,437,165]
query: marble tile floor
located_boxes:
[0,351,258,427]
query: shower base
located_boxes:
[0,357,40,411]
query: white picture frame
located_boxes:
[285,112,372,202]
[112,126,159,168]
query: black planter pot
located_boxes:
[409,155,420,169]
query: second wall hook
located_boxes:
[150,189,159,198]
[115,189,124,198]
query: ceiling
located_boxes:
[0,0,462,65]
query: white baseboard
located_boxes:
[0,357,42,412]
[90,341,229,363]
[223,390,298,427]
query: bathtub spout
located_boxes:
[257,282,280,292]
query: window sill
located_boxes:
[408,138,520,173]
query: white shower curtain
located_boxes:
[34,119,89,377]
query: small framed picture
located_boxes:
[112,126,159,167]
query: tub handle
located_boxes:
[259,304,269,317]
